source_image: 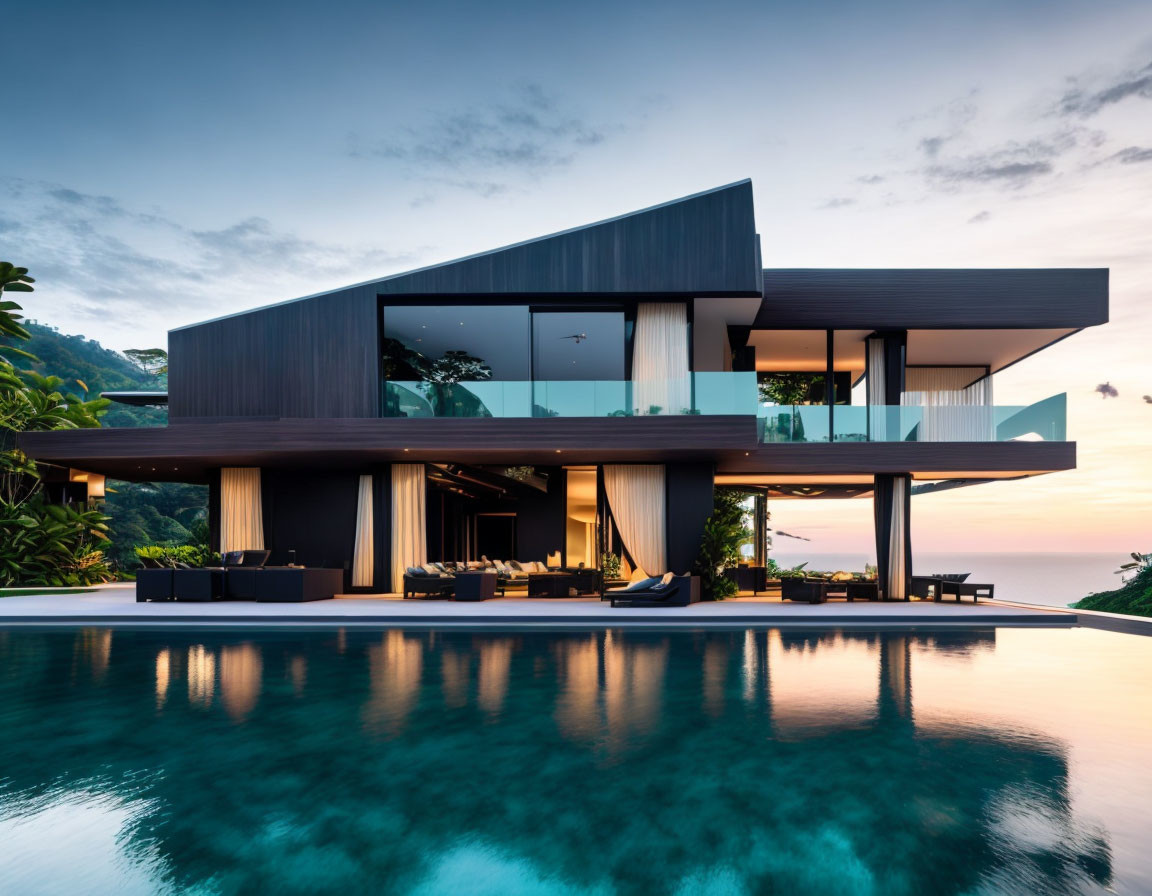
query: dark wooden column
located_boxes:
[207,467,221,554]
[666,462,715,573]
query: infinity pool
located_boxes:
[0,627,1149,895]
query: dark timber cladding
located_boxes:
[165,181,761,422]
[758,269,1109,328]
[375,180,761,296]
[168,284,380,421]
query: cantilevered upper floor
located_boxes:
[20,178,1108,484]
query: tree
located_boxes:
[123,347,169,377]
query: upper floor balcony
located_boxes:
[383,375,1068,444]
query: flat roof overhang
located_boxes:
[20,418,1074,484]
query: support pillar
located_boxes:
[665,462,715,573]
[874,473,912,600]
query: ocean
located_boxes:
[767,551,1127,608]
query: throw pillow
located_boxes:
[624,576,660,592]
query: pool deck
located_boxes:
[0,582,1109,630]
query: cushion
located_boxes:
[405,566,425,577]
[421,564,440,575]
[431,562,448,572]
[624,576,661,592]
[628,567,650,584]
[652,572,675,590]
[509,560,524,571]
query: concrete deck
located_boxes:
[0,583,1083,629]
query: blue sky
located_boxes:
[3,0,1152,549]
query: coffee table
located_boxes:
[528,573,575,598]
[453,571,497,601]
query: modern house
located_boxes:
[19,179,1109,598]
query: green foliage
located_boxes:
[123,347,169,377]
[104,481,209,570]
[693,488,752,600]
[1073,555,1152,618]
[7,322,167,427]
[601,552,621,579]
[0,263,36,364]
[0,262,119,586]
[0,496,115,586]
[758,373,822,406]
[134,543,218,568]
[777,562,809,580]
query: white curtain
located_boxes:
[352,474,374,588]
[220,467,264,553]
[603,464,666,576]
[887,476,908,600]
[866,337,887,440]
[391,464,426,593]
[632,303,690,415]
[902,367,993,441]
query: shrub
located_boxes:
[134,543,219,569]
[0,497,115,586]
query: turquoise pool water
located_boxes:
[1,627,1150,895]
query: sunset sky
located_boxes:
[3,0,1150,553]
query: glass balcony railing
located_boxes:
[383,375,1067,442]
[759,393,1067,443]
[382,372,760,418]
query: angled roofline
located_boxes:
[171,179,755,333]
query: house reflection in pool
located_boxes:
[0,628,1114,895]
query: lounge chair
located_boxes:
[608,574,700,608]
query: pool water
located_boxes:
[0,627,1150,896]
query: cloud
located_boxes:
[351,83,612,194]
[1054,60,1152,118]
[1,178,425,340]
[856,174,884,185]
[967,210,991,224]
[919,136,949,158]
[1109,146,1152,164]
[922,131,1091,190]
[818,197,855,209]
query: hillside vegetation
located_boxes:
[1073,563,1152,618]
[2,320,205,573]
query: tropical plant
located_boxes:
[0,497,115,586]
[134,543,219,569]
[601,552,621,579]
[693,488,752,600]
[1115,552,1151,581]
[0,262,37,365]
[0,263,116,586]
[777,562,809,580]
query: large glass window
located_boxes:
[531,311,626,381]
[383,305,530,381]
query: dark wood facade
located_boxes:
[168,283,381,421]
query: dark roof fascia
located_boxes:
[757,268,1109,330]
